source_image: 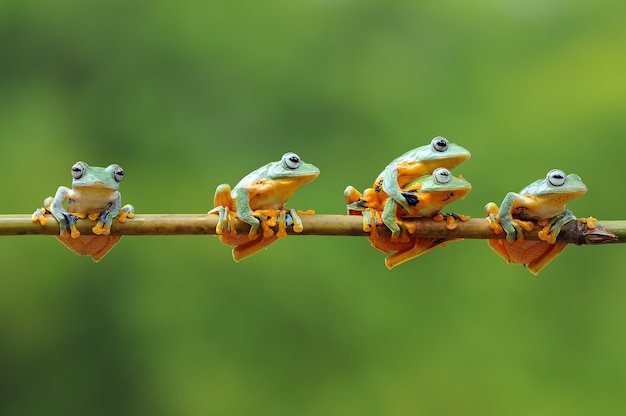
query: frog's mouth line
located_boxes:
[423,153,471,165]
[275,169,320,177]
[543,188,587,197]
[73,182,116,189]
[273,172,320,182]
[442,193,454,202]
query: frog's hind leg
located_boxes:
[344,186,376,234]
[347,201,379,234]
[384,238,459,270]
[209,205,238,237]
[487,239,567,275]
[232,235,278,262]
[344,185,364,206]
[527,242,567,275]
[55,234,123,262]
[209,184,239,236]
[485,202,504,234]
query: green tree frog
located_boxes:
[485,169,595,274]
[348,167,472,269]
[344,136,471,237]
[209,152,320,262]
[32,161,135,262]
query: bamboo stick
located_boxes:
[0,214,621,245]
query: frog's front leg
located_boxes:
[498,193,536,242]
[252,209,279,238]
[381,198,403,238]
[40,186,82,238]
[234,188,261,239]
[439,212,471,230]
[91,191,122,236]
[251,208,315,238]
[382,166,412,212]
[537,209,576,244]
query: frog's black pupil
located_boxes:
[435,140,447,150]
[289,156,298,163]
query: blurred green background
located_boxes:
[1,0,626,415]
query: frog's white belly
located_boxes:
[67,187,117,213]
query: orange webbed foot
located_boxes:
[444,212,470,230]
[580,216,597,230]
[32,208,48,225]
[117,204,135,223]
[484,202,504,235]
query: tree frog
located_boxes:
[32,161,135,262]
[209,152,320,262]
[348,167,472,269]
[485,169,595,274]
[344,136,471,237]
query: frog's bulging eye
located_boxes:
[547,169,566,186]
[432,167,451,184]
[114,166,125,182]
[71,162,85,179]
[431,136,449,152]
[281,152,301,170]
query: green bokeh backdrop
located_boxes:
[1,1,626,415]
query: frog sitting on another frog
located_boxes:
[344,136,471,238]
[32,161,135,262]
[209,152,319,262]
[348,168,472,269]
[485,169,596,275]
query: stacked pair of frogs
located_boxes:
[343,137,472,269]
